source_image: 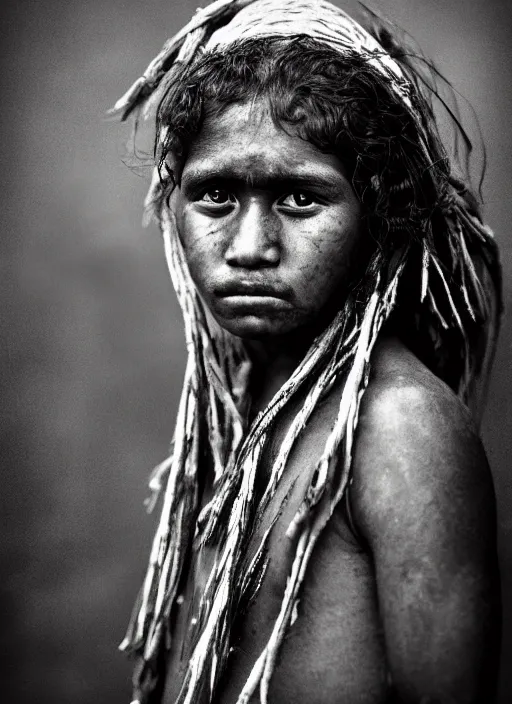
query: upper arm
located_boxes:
[351,381,501,703]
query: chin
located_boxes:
[214,313,300,340]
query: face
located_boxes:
[170,101,363,341]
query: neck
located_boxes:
[245,326,319,419]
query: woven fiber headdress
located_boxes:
[111,2,501,703]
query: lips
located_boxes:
[214,280,292,299]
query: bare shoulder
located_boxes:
[350,335,497,545]
[346,336,501,700]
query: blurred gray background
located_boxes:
[2,0,511,702]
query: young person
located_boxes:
[111,1,502,702]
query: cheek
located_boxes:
[177,215,223,286]
[291,217,362,306]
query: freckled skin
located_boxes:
[171,101,364,344]
[162,102,501,704]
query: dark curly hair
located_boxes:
[117,19,502,704]
[153,35,498,395]
[156,37,445,243]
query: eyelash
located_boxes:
[197,189,319,209]
[280,192,316,208]
[199,189,233,205]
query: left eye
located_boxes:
[200,189,233,205]
[280,192,316,208]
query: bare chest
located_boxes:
[214,477,389,703]
[161,390,389,704]
[162,523,388,703]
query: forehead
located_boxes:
[180,100,349,186]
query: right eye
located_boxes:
[199,189,233,205]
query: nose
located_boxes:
[224,199,280,269]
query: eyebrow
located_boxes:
[181,163,347,197]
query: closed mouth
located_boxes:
[215,295,294,318]
[214,280,291,299]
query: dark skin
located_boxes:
[161,101,501,703]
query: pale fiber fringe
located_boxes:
[109,0,255,121]
[237,273,402,704]
[124,198,498,704]
[112,2,501,702]
[120,205,250,662]
[109,0,431,161]
[123,190,499,704]
[123,178,413,704]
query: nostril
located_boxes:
[265,246,280,265]
[226,247,280,268]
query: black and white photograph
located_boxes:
[3,1,512,702]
